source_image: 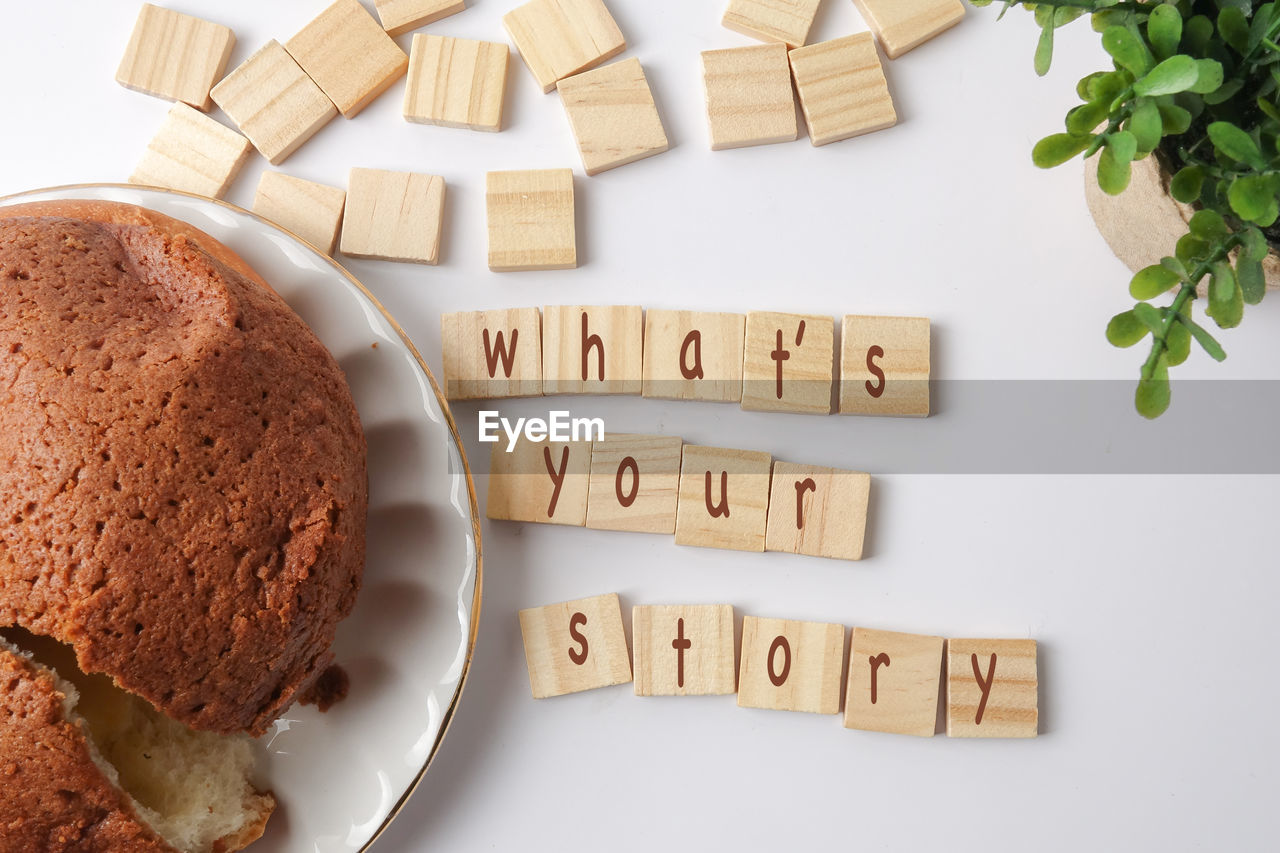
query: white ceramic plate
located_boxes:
[0,185,482,853]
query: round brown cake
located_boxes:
[0,200,368,737]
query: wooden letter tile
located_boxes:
[741,312,834,415]
[340,168,446,265]
[674,446,771,552]
[130,103,251,199]
[542,306,642,395]
[839,315,930,417]
[285,0,409,118]
[853,0,965,59]
[116,4,235,111]
[789,33,897,146]
[738,616,844,714]
[633,605,736,696]
[642,310,745,403]
[585,434,683,534]
[722,0,822,48]
[503,0,626,94]
[404,34,509,133]
[487,433,591,526]
[519,593,632,698]
[486,169,577,271]
[558,58,669,176]
[252,172,346,255]
[844,627,944,736]
[765,462,870,561]
[211,40,337,165]
[701,44,797,150]
[441,308,543,400]
[375,0,467,37]
[946,639,1039,738]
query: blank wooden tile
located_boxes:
[542,305,641,394]
[722,0,822,48]
[486,169,577,271]
[789,33,897,147]
[211,40,337,165]
[252,172,346,255]
[441,308,543,400]
[738,616,845,714]
[285,0,409,118]
[674,446,771,552]
[503,0,626,93]
[487,433,591,526]
[741,312,834,415]
[642,310,745,403]
[947,639,1039,738]
[839,315,930,417]
[844,627,944,737]
[375,0,467,36]
[404,34,509,132]
[558,58,669,176]
[340,168,445,265]
[701,44,797,150]
[853,0,965,59]
[519,593,632,698]
[765,462,870,561]
[116,4,235,111]
[633,605,736,696]
[130,103,251,199]
[586,434,683,534]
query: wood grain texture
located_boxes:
[211,40,337,165]
[486,169,577,271]
[700,44,797,150]
[789,32,897,146]
[741,311,834,415]
[674,445,772,552]
[519,593,632,698]
[585,434,683,534]
[340,168,446,264]
[642,310,745,403]
[542,305,642,394]
[844,627,944,736]
[633,605,736,696]
[839,314,930,417]
[721,0,822,48]
[375,0,467,36]
[404,34,509,132]
[130,103,251,199]
[852,0,965,59]
[738,616,845,714]
[487,433,591,526]
[503,0,626,93]
[441,308,543,399]
[558,58,669,176]
[285,0,408,118]
[252,171,346,255]
[764,461,870,561]
[116,3,234,111]
[946,639,1039,738]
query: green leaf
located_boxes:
[1188,59,1225,94]
[1261,97,1280,124]
[1035,24,1054,76]
[1176,234,1211,264]
[1170,165,1205,204]
[1165,318,1192,366]
[1177,313,1227,361]
[1102,25,1152,77]
[1161,256,1190,279]
[1203,78,1245,106]
[1106,309,1148,348]
[1159,103,1193,135]
[1135,354,1171,419]
[1228,175,1280,226]
[1238,256,1266,305]
[1189,209,1229,241]
[1107,130,1138,163]
[1208,121,1266,169]
[1250,3,1276,50]
[1134,55,1200,96]
[1077,71,1107,100]
[1218,7,1250,54]
[1127,99,1162,152]
[1130,264,1180,299]
[1032,133,1094,168]
[1097,145,1133,194]
[1088,70,1130,104]
[1183,15,1214,56]
[1148,4,1182,60]
[1242,226,1270,262]
[1066,102,1109,136]
[1206,261,1244,328]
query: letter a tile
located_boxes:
[632,605,736,696]
[519,593,632,698]
[738,616,845,714]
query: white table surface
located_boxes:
[4,2,1279,851]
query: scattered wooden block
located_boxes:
[844,627,944,736]
[285,0,409,118]
[130,103,252,199]
[116,4,235,111]
[503,0,626,94]
[633,605,736,696]
[765,462,870,561]
[585,434,683,534]
[519,593,632,698]
[789,33,897,147]
[375,0,467,37]
[852,0,965,59]
[404,34,509,133]
[722,0,822,48]
[701,44,798,150]
[738,616,844,714]
[674,446,771,552]
[642,310,745,403]
[946,639,1039,738]
[839,315,930,417]
[542,305,642,394]
[252,172,346,255]
[487,433,591,525]
[741,312,834,415]
[558,58,669,176]
[340,168,446,265]
[486,169,577,271]
[441,309,543,400]
[210,40,337,165]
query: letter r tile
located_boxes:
[519,593,632,698]
[843,627,944,737]
[765,461,870,561]
[737,615,845,714]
